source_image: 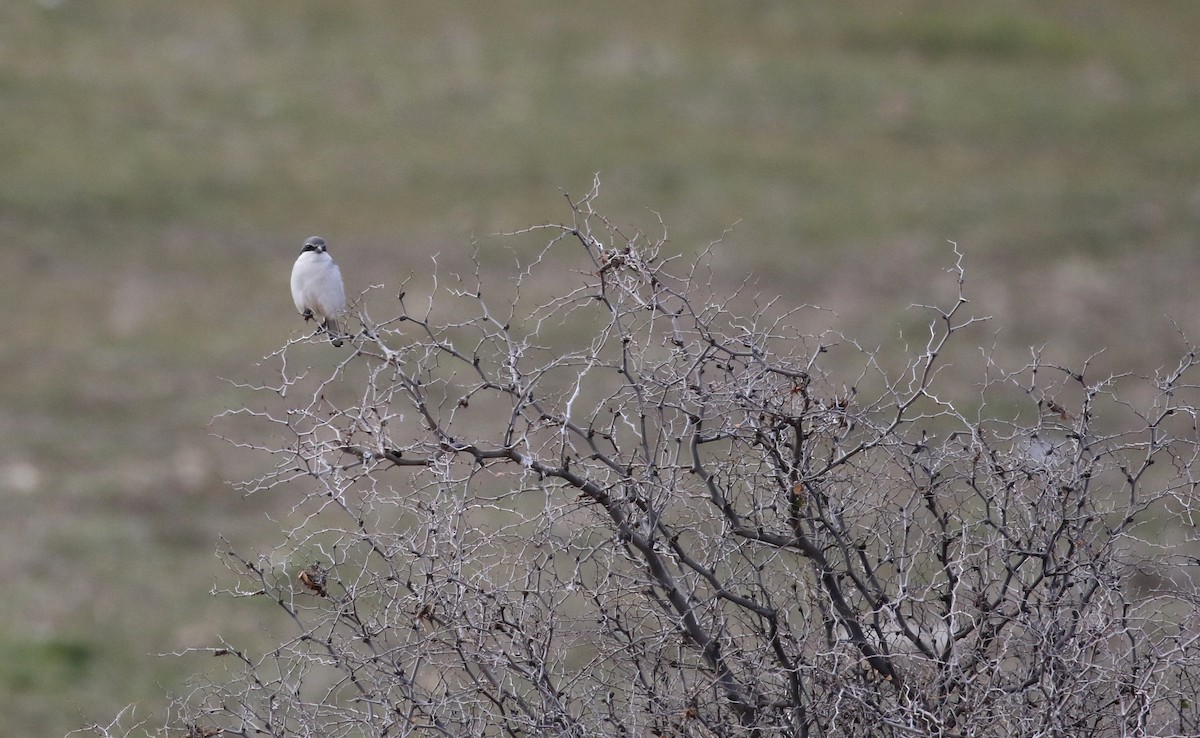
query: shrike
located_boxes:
[290,236,346,347]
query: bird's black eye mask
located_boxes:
[301,237,327,254]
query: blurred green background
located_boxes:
[2,1,1199,734]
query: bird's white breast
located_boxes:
[290,251,345,318]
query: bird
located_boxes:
[290,236,347,347]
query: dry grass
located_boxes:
[2,1,1199,734]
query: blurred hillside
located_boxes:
[1,1,1198,734]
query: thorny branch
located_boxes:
[124,179,1200,737]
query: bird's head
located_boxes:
[301,236,328,254]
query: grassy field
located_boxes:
[2,1,1199,734]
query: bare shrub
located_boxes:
[104,183,1200,737]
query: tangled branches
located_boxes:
[133,184,1200,737]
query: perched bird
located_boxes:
[290,236,347,347]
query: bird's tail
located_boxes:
[324,316,344,347]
